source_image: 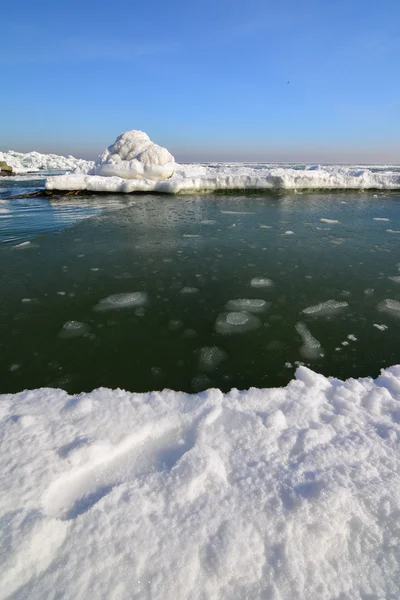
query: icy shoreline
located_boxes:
[46,163,400,194]
[1,365,400,599]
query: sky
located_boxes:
[1,0,400,162]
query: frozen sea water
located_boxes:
[0,178,399,393]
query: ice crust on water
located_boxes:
[302,300,349,316]
[215,311,261,334]
[90,130,175,181]
[0,149,92,174]
[295,322,324,359]
[225,298,270,313]
[46,158,400,193]
[1,365,400,599]
[94,292,148,311]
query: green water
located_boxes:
[1,190,400,393]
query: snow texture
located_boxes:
[1,366,400,599]
[0,150,92,174]
[46,160,400,194]
[89,130,175,181]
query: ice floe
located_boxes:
[46,154,400,194]
[225,298,270,313]
[250,277,274,288]
[302,300,349,316]
[94,292,148,311]
[295,322,324,359]
[215,311,261,334]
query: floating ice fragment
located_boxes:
[295,322,324,359]
[386,229,400,233]
[59,321,89,338]
[373,323,388,331]
[14,241,32,249]
[225,298,270,313]
[302,300,349,316]
[373,217,389,221]
[320,218,339,224]
[94,292,148,311]
[347,334,357,341]
[215,311,261,334]
[389,276,400,283]
[250,277,274,288]
[198,346,227,373]
[283,230,294,235]
[220,210,256,215]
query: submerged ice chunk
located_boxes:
[225,298,270,313]
[94,292,148,311]
[302,300,349,316]
[377,299,400,318]
[59,321,89,338]
[198,346,227,373]
[250,277,274,288]
[90,130,175,181]
[215,311,261,334]
[295,322,324,359]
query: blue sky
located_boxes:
[2,0,400,162]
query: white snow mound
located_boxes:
[1,366,400,599]
[90,130,175,181]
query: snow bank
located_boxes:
[89,130,175,181]
[1,366,400,599]
[0,150,93,174]
[46,162,400,194]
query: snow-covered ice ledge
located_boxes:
[45,130,400,194]
[1,365,400,599]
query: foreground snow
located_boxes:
[46,162,400,193]
[0,150,92,174]
[1,366,400,599]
